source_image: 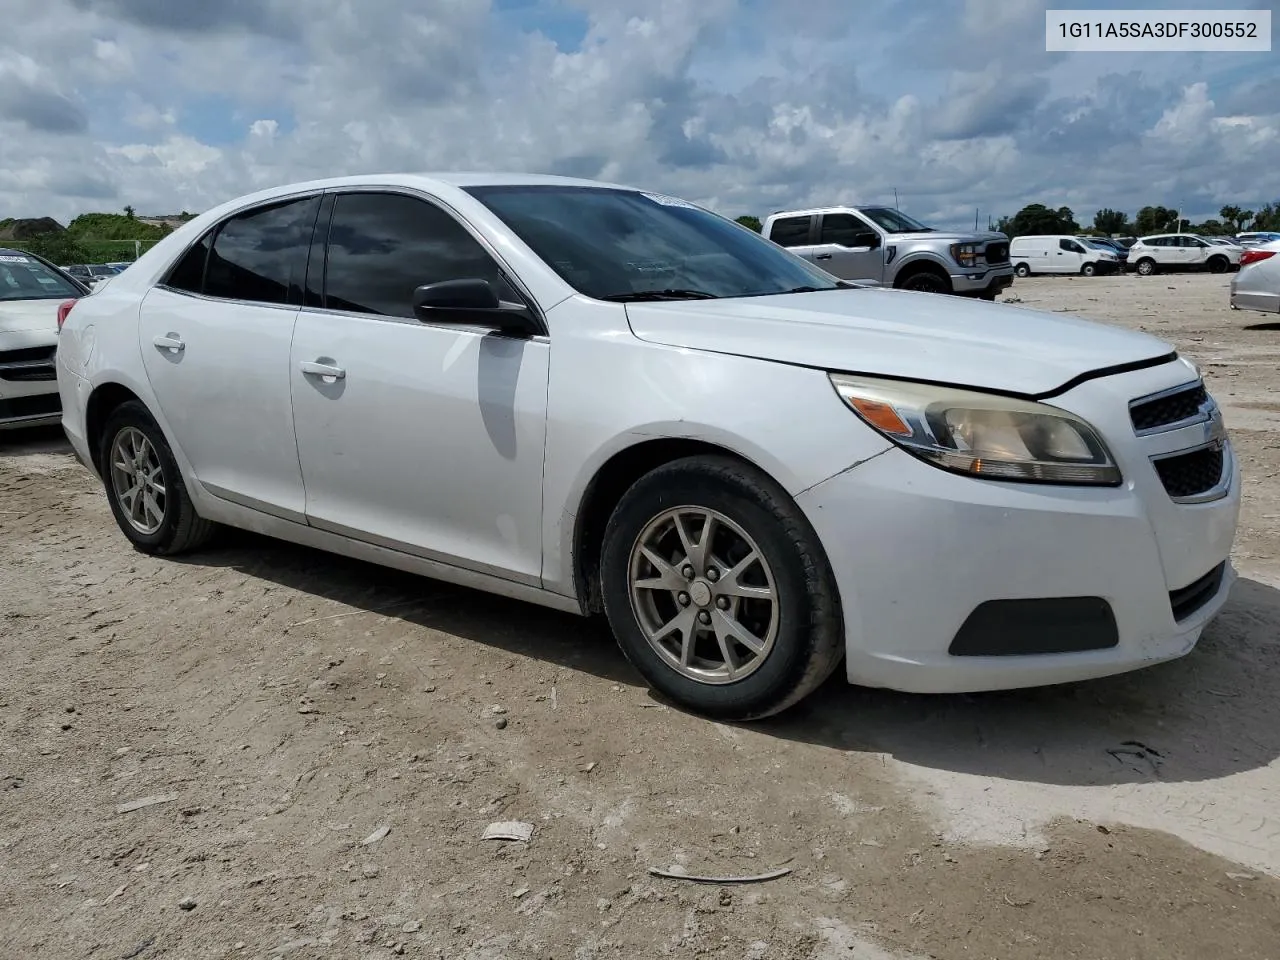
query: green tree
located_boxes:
[1134,205,1179,234]
[1195,219,1227,235]
[1250,203,1280,231]
[66,213,165,241]
[1092,208,1128,236]
[734,215,762,232]
[994,215,1013,236]
[1007,203,1079,237]
[124,205,136,220]
[21,232,91,266]
[1219,205,1253,233]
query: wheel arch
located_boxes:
[892,257,952,288]
[85,381,145,474]
[571,437,783,614]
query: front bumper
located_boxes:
[0,331,61,430]
[796,364,1241,694]
[950,267,1014,297]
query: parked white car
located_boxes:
[1229,240,1280,315]
[0,248,89,429]
[56,174,1240,719]
[1128,234,1241,276]
[1010,235,1121,277]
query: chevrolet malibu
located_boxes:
[55,174,1240,720]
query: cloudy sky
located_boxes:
[2,0,1277,229]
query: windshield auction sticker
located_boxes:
[1046,9,1271,51]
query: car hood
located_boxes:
[0,299,59,335]
[625,288,1175,397]
[888,230,1006,244]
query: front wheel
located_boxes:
[898,270,952,295]
[599,456,844,720]
[1206,256,1228,274]
[1014,263,1031,278]
[1135,258,1157,276]
[99,401,215,555]
[1081,263,1097,277]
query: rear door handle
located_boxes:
[153,334,185,353]
[815,253,833,260]
[299,360,346,380]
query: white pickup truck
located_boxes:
[762,205,1014,300]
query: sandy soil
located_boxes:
[2,273,1278,960]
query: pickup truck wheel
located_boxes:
[1206,255,1228,274]
[1135,258,1157,276]
[1014,263,1030,278]
[898,270,951,295]
[599,455,844,721]
[1081,262,1097,277]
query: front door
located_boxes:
[814,213,885,284]
[290,190,550,585]
[137,194,321,520]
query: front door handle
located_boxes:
[815,253,833,261]
[153,334,185,354]
[300,359,346,380]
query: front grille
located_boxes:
[1130,382,1208,432]
[1169,562,1226,622]
[0,345,57,382]
[1153,445,1224,499]
[0,392,60,422]
[985,242,1009,265]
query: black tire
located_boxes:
[1014,263,1030,278]
[1206,255,1228,274]
[599,455,843,721]
[977,289,998,301]
[1135,258,1157,277]
[898,270,952,295]
[1081,262,1096,277]
[99,400,215,555]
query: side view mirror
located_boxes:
[849,233,881,250]
[412,279,539,337]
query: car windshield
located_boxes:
[464,186,844,301]
[0,253,81,301]
[857,207,932,233]
[1085,239,1114,249]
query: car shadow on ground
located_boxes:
[0,425,69,455]
[188,527,1280,790]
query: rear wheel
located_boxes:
[1014,263,1030,278]
[898,270,952,295]
[1135,258,1157,277]
[599,456,843,720]
[99,401,215,555]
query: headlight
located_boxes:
[950,242,982,268]
[829,374,1122,486]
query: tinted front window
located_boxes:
[323,192,514,319]
[0,253,81,301]
[769,216,812,247]
[203,195,320,305]
[468,187,842,300]
[820,214,876,247]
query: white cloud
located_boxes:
[0,0,1276,228]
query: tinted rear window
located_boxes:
[201,196,321,305]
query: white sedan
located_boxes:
[1230,239,1280,315]
[1,249,89,430]
[55,174,1240,719]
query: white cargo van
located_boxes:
[1011,236,1120,277]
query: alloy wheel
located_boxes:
[109,426,167,535]
[627,506,779,684]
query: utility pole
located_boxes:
[974,207,979,231]
[893,188,899,211]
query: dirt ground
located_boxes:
[2,273,1279,960]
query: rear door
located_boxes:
[137,194,321,521]
[766,215,818,265]
[289,190,550,583]
[813,213,885,284]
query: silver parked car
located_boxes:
[1230,240,1280,315]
